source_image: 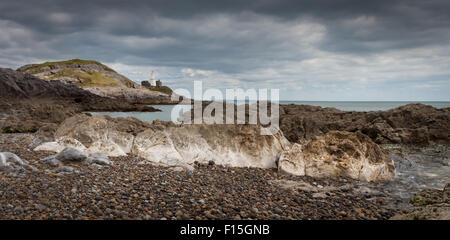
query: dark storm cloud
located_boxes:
[1,0,450,100]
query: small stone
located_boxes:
[251,207,259,214]
[35,204,46,212]
[13,206,24,214]
[338,211,348,217]
[175,210,183,217]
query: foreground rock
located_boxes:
[35,114,290,169]
[40,147,112,172]
[280,103,450,145]
[391,184,450,220]
[278,131,395,182]
[0,152,37,172]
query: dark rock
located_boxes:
[279,104,450,145]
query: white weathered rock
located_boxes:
[86,152,112,166]
[34,141,66,152]
[55,147,88,163]
[133,124,289,168]
[0,152,38,172]
[40,156,62,167]
[35,114,290,170]
[54,166,79,174]
[34,114,137,156]
[278,131,396,182]
[40,149,112,170]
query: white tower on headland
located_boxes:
[150,71,156,86]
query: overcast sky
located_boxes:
[1,0,450,101]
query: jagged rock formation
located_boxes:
[34,114,290,169]
[278,131,396,182]
[280,103,450,145]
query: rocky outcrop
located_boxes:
[280,104,450,145]
[278,131,396,182]
[34,114,290,169]
[391,184,450,220]
[84,86,177,104]
[0,68,97,99]
[17,59,137,88]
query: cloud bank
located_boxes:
[1,0,449,100]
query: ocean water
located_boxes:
[279,101,450,112]
[89,104,192,122]
[88,101,450,122]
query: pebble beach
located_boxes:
[0,134,397,220]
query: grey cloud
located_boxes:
[0,0,450,100]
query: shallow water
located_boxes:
[89,105,192,122]
[359,145,450,209]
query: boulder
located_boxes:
[278,131,396,182]
[34,114,143,156]
[55,147,88,163]
[86,152,112,166]
[40,148,112,168]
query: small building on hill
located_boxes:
[141,71,163,87]
[141,80,151,87]
[141,71,164,88]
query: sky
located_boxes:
[1,0,450,101]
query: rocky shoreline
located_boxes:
[0,134,400,220]
[0,121,448,219]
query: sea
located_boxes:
[88,101,450,122]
